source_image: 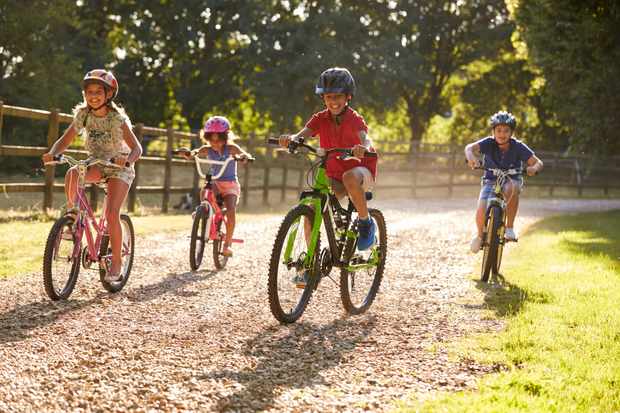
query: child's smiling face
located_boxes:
[207,133,226,151]
[84,83,112,110]
[493,124,513,145]
[322,93,350,115]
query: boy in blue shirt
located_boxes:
[465,111,543,253]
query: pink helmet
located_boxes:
[82,69,119,99]
[203,116,231,134]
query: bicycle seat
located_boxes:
[216,194,225,207]
[365,192,373,201]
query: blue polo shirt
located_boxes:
[476,136,534,181]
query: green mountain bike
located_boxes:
[266,138,387,323]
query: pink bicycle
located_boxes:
[42,155,135,300]
[174,149,253,271]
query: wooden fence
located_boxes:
[1,101,619,213]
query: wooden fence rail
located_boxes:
[1,102,619,214]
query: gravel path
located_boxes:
[0,198,618,412]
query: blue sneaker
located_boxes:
[357,217,376,250]
[292,270,310,288]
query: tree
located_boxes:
[515,0,620,156]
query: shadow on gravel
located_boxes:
[127,270,216,303]
[204,315,377,411]
[0,296,101,344]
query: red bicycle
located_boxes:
[42,155,135,300]
[174,149,254,270]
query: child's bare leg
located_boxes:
[342,169,368,218]
[64,166,102,209]
[476,200,486,237]
[105,178,130,275]
[504,181,520,228]
[223,195,237,247]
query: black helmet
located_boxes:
[489,111,517,130]
[315,67,356,96]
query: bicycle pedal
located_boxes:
[231,239,244,244]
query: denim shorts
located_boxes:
[479,177,523,201]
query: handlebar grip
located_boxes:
[53,155,62,161]
[365,152,378,158]
[266,138,280,145]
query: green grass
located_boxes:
[401,210,620,412]
[0,213,263,278]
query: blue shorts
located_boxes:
[478,177,523,201]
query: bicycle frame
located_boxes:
[47,155,122,267]
[193,155,244,243]
[281,148,380,273]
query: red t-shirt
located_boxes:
[305,107,378,181]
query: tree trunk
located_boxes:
[405,96,429,155]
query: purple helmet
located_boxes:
[203,116,231,134]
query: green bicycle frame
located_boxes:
[281,163,379,272]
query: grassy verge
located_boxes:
[402,210,620,412]
[0,212,265,278]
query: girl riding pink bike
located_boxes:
[42,69,142,283]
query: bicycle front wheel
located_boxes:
[100,214,135,293]
[213,218,229,270]
[190,205,208,271]
[481,206,501,282]
[42,216,81,300]
[340,208,387,315]
[267,204,319,324]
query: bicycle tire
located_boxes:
[340,208,387,315]
[268,204,319,324]
[99,214,135,292]
[189,206,208,271]
[213,218,229,270]
[42,216,81,300]
[494,219,505,276]
[481,206,501,282]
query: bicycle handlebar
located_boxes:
[43,154,123,170]
[266,137,378,160]
[173,149,254,180]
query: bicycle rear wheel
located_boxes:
[267,204,319,324]
[481,206,501,282]
[100,214,135,292]
[213,217,229,269]
[42,216,81,300]
[340,208,387,315]
[190,205,209,271]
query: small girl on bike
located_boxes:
[465,111,543,253]
[42,69,143,281]
[181,116,252,257]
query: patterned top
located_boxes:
[72,106,131,160]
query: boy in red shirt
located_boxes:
[279,67,378,250]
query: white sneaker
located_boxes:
[505,228,518,241]
[470,235,482,253]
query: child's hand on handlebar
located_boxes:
[278,135,292,148]
[352,144,369,159]
[467,158,481,169]
[41,152,55,164]
[112,155,129,168]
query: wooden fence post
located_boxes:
[128,123,143,213]
[263,144,271,206]
[162,122,173,213]
[410,140,418,198]
[575,159,583,197]
[280,162,288,203]
[242,134,254,209]
[0,101,4,151]
[44,108,60,211]
[448,149,456,198]
[191,133,201,208]
[550,154,559,197]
